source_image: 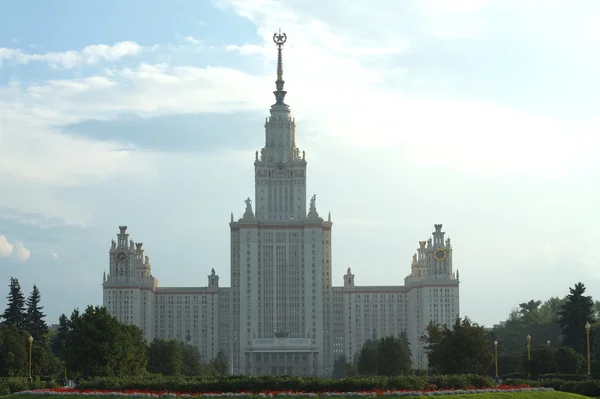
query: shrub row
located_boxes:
[78,374,495,393]
[0,378,58,395]
[507,378,600,397]
[504,372,600,381]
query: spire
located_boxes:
[273,29,288,105]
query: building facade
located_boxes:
[102,31,460,376]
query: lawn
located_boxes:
[6,393,593,399]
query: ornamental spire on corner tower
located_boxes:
[273,29,287,105]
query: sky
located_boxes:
[1,0,599,328]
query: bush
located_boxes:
[77,374,495,393]
[0,377,58,393]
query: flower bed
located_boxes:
[14,385,555,398]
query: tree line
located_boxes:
[331,282,599,378]
[0,277,228,379]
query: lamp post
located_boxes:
[526,334,532,378]
[494,340,499,382]
[28,335,33,382]
[411,356,416,375]
[425,352,429,378]
[586,322,592,380]
[547,340,551,346]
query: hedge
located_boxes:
[0,378,58,395]
[77,374,495,393]
[504,373,600,381]
[506,378,600,397]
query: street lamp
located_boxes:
[547,340,551,346]
[425,352,429,379]
[494,340,499,382]
[28,335,33,382]
[411,356,416,375]
[586,322,592,380]
[526,334,532,378]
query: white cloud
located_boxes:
[51,252,58,259]
[185,36,202,45]
[0,236,29,261]
[0,236,14,257]
[0,41,143,68]
[13,242,30,261]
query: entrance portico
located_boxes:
[245,337,320,376]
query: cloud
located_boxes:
[0,41,143,68]
[13,242,30,261]
[51,252,58,259]
[0,236,14,257]
[0,236,29,261]
[185,36,202,45]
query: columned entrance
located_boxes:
[245,338,320,376]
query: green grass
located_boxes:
[6,394,593,399]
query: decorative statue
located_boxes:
[310,194,316,210]
[245,197,252,209]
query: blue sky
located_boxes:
[1,0,600,327]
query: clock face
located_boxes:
[434,248,447,262]
[276,162,285,172]
[117,251,127,261]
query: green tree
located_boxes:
[357,333,379,376]
[558,282,596,355]
[523,345,556,377]
[24,285,48,343]
[422,317,493,374]
[0,325,29,376]
[1,277,26,329]
[63,305,147,378]
[147,338,183,376]
[399,330,412,357]
[554,346,584,374]
[210,349,228,376]
[51,314,69,358]
[181,343,202,376]
[376,336,412,376]
[331,355,348,379]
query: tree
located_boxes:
[357,333,379,376]
[399,330,412,357]
[523,345,556,378]
[181,343,202,376]
[1,277,26,329]
[63,305,147,378]
[554,346,584,374]
[147,338,183,376]
[494,297,564,355]
[24,285,48,343]
[558,282,596,355]
[210,349,228,376]
[422,317,493,375]
[51,314,69,358]
[376,336,412,376]
[0,325,29,376]
[331,355,348,379]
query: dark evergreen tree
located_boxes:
[51,314,70,358]
[210,349,228,376]
[1,277,26,329]
[331,355,348,379]
[558,282,596,355]
[24,284,48,342]
[399,330,412,357]
[422,317,493,375]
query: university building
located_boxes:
[102,31,460,376]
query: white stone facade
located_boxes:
[102,33,460,376]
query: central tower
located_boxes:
[229,31,331,376]
[254,29,307,221]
